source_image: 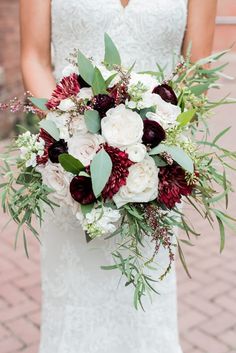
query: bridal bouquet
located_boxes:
[1,34,236,308]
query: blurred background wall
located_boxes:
[0,0,235,138]
[0,0,23,138]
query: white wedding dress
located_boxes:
[39,1,188,352]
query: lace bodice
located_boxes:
[52,0,188,78]
[39,2,188,353]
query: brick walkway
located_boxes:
[0,55,236,353]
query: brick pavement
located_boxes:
[0,55,236,353]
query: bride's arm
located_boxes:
[182,0,218,61]
[20,0,56,98]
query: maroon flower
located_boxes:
[77,74,90,88]
[93,94,115,118]
[48,140,68,163]
[142,119,166,148]
[101,143,133,200]
[46,73,80,110]
[36,128,55,165]
[70,176,96,205]
[152,84,178,106]
[158,164,195,209]
[108,83,130,105]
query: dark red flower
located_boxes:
[48,140,68,163]
[77,74,90,88]
[93,94,115,118]
[70,176,96,205]
[152,84,178,106]
[142,119,166,148]
[158,164,195,209]
[46,73,80,110]
[36,128,55,165]
[101,143,133,200]
[108,83,130,105]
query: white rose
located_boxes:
[39,163,73,206]
[129,73,158,92]
[77,87,93,100]
[113,155,158,208]
[101,104,144,148]
[67,133,104,166]
[146,94,181,129]
[58,98,76,112]
[62,64,78,77]
[125,143,147,162]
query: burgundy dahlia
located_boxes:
[46,73,80,110]
[152,84,178,106]
[93,94,115,118]
[48,139,68,163]
[101,143,133,200]
[36,128,55,165]
[70,176,96,205]
[158,164,195,209]
[142,119,166,148]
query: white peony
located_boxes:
[125,143,147,163]
[67,133,104,166]
[146,94,181,129]
[128,73,158,93]
[101,104,144,148]
[58,98,76,112]
[77,87,93,100]
[38,163,74,206]
[113,155,158,208]
[79,206,121,237]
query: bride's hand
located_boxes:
[20,0,56,98]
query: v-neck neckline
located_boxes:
[119,0,130,10]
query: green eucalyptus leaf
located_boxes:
[104,33,121,66]
[105,73,118,87]
[127,61,136,75]
[177,109,196,126]
[190,84,209,96]
[77,50,94,86]
[92,67,107,95]
[139,106,156,119]
[149,144,194,173]
[216,216,225,253]
[84,110,101,133]
[58,153,84,175]
[196,49,230,66]
[212,127,231,145]
[151,155,168,167]
[29,97,48,111]
[90,148,112,197]
[39,119,60,141]
[81,203,94,216]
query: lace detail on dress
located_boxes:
[51,0,187,77]
[39,1,187,352]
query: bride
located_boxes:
[20,1,217,352]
